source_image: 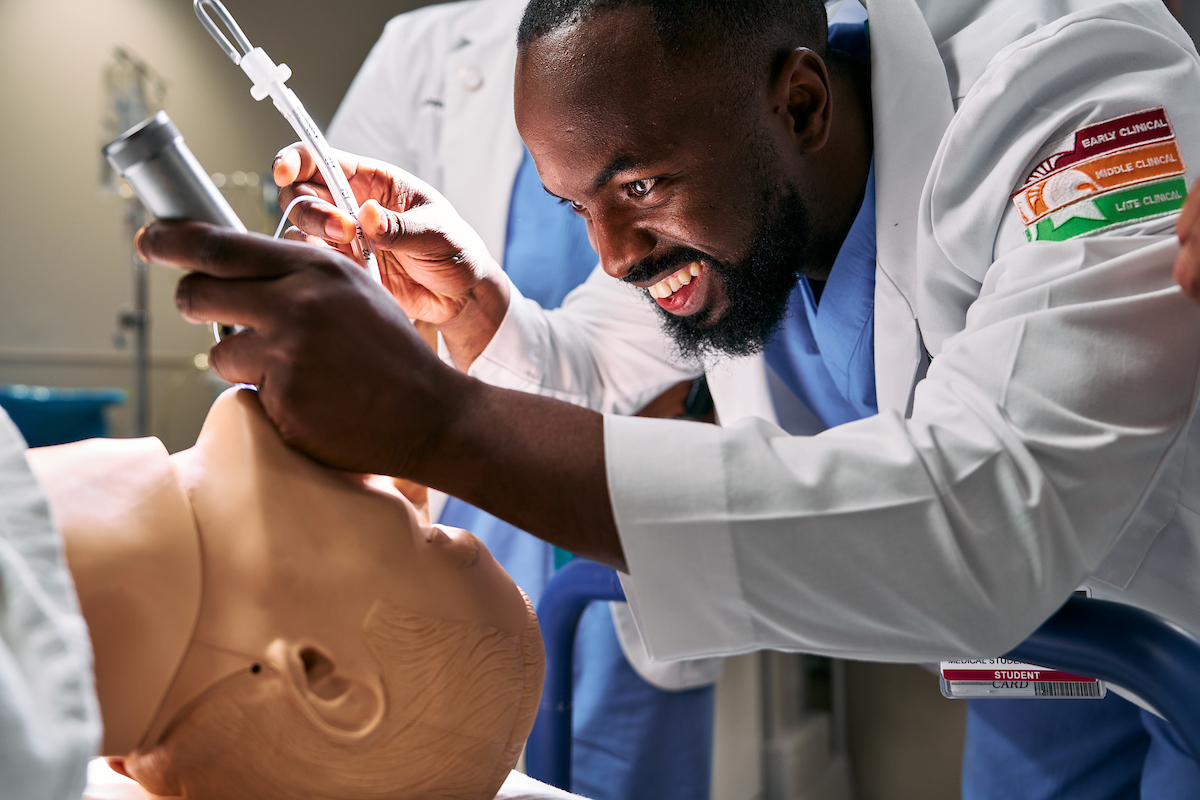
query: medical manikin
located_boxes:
[25,387,544,799]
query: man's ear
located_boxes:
[269,640,385,738]
[773,47,833,154]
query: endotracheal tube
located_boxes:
[193,0,382,283]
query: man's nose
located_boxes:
[588,210,655,280]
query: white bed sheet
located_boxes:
[83,758,591,799]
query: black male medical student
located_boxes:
[141,0,1200,798]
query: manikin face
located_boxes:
[30,388,543,799]
[514,6,821,358]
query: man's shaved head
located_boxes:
[518,0,828,88]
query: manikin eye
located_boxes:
[627,178,656,198]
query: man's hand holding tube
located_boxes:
[272,144,511,369]
[134,150,624,570]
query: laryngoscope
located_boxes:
[193,0,382,284]
[104,111,245,233]
[103,111,245,342]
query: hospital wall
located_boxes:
[0,0,426,452]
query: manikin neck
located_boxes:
[28,437,203,755]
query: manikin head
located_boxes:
[513,0,872,359]
[27,388,543,799]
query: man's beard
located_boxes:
[626,186,813,361]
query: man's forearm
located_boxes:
[414,376,626,570]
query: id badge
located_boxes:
[940,589,1105,699]
[939,658,1106,699]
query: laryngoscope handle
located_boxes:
[103,111,246,341]
[104,111,246,232]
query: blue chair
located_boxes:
[527,558,627,789]
[1005,595,1200,762]
[0,385,127,447]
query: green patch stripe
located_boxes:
[1027,177,1188,242]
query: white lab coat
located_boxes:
[0,411,100,800]
[334,0,1200,665]
[329,0,528,263]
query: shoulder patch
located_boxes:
[1012,107,1188,242]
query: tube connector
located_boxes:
[240,47,292,102]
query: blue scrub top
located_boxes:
[763,162,878,426]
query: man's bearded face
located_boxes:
[623,169,813,360]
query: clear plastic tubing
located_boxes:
[193,0,381,283]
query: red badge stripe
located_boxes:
[941,669,1098,683]
[1019,106,1176,189]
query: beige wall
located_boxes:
[848,663,966,800]
[0,0,431,451]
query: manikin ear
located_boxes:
[269,639,385,737]
[773,47,833,154]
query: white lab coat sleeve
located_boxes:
[0,412,101,800]
[609,10,1200,663]
[469,265,702,415]
[610,235,1200,663]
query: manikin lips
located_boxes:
[647,262,707,314]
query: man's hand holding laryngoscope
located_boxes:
[138,218,459,475]
[136,171,621,569]
[272,144,513,369]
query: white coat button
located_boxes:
[458,66,484,91]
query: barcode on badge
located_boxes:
[1034,682,1104,698]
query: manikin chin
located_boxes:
[26,387,544,800]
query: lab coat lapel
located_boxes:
[863,0,954,414]
[706,354,780,428]
[440,0,527,262]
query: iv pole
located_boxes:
[102,48,167,437]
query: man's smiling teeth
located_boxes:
[648,263,703,299]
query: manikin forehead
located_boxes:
[515,6,751,200]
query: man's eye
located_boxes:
[558,197,587,213]
[627,178,657,198]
